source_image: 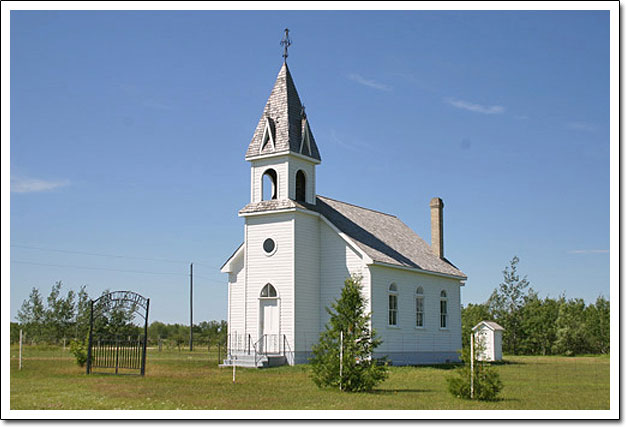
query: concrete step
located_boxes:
[220,353,287,368]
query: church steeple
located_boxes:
[245,62,321,163]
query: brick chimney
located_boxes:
[430,197,444,258]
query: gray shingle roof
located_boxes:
[315,196,466,279]
[239,195,466,279]
[245,63,321,162]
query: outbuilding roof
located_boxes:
[238,195,466,279]
[472,321,505,332]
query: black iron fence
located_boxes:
[90,337,146,374]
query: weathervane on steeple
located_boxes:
[280,28,292,62]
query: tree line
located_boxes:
[462,257,610,356]
[11,281,227,348]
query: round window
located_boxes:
[263,238,276,254]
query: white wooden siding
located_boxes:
[227,250,246,336]
[369,265,462,356]
[494,330,503,360]
[293,211,321,352]
[319,220,367,331]
[245,213,295,348]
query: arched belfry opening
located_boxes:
[295,170,306,202]
[262,169,278,200]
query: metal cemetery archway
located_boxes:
[86,291,150,376]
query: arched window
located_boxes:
[262,169,277,201]
[388,283,398,326]
[416,286,424,328]
[295,170,306,202]
[440,290,448,328]
[260,283,277,298]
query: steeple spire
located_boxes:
[245,62,321,162]
[280,28,291,63]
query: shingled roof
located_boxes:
[315,196,466,279]
[245,63,321,162]
[239,195,466,279]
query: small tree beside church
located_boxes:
[310,275,388,392]
[447,334,503,401]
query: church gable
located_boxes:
[314,196,466,279]
[259,117,276,154]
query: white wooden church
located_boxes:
[220,55,467,368]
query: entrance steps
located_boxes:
[220,353,287,369]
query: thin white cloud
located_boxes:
[565,121,595,132]
[11,176,69,193]
[348,74,392,91]
[568,249,609,254]
[444,97,505,115]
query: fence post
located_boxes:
[115,338,120,374]
[86,300,94,375]
[140,298,150,376]
[339,330,343,392]
[19,329,23,370]
[218,344,221,366]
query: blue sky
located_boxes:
[9,10,610,324]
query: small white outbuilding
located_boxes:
[472,321,505,362]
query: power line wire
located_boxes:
[10,244,217,268]
[10,260,225,285]
[11,260,186,276]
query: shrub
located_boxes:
[69,338,88,367]
[447,340,503,401]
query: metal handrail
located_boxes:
[228,333,289,366]
[227,332,253,356]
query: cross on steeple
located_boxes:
[280,28,292,62]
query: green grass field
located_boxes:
[10,345,609,410]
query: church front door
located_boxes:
[259,299,280,353]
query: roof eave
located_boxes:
[369,260,467,281]
[220,243,244,273]
[246,150,321,164]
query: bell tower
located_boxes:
[244,49,321,206]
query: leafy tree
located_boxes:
[310,275,388,392]
[42,281,76,342]
[10,322,21,344]
[488,256,532,354]
[461,303,492,349]
[16,287,46,343]
[518,293,560,355]
[585,296,610,354]
[552,298,591,356]
[74,285,91,339]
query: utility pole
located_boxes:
[190,262,193,352]
[470,332,475,399]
